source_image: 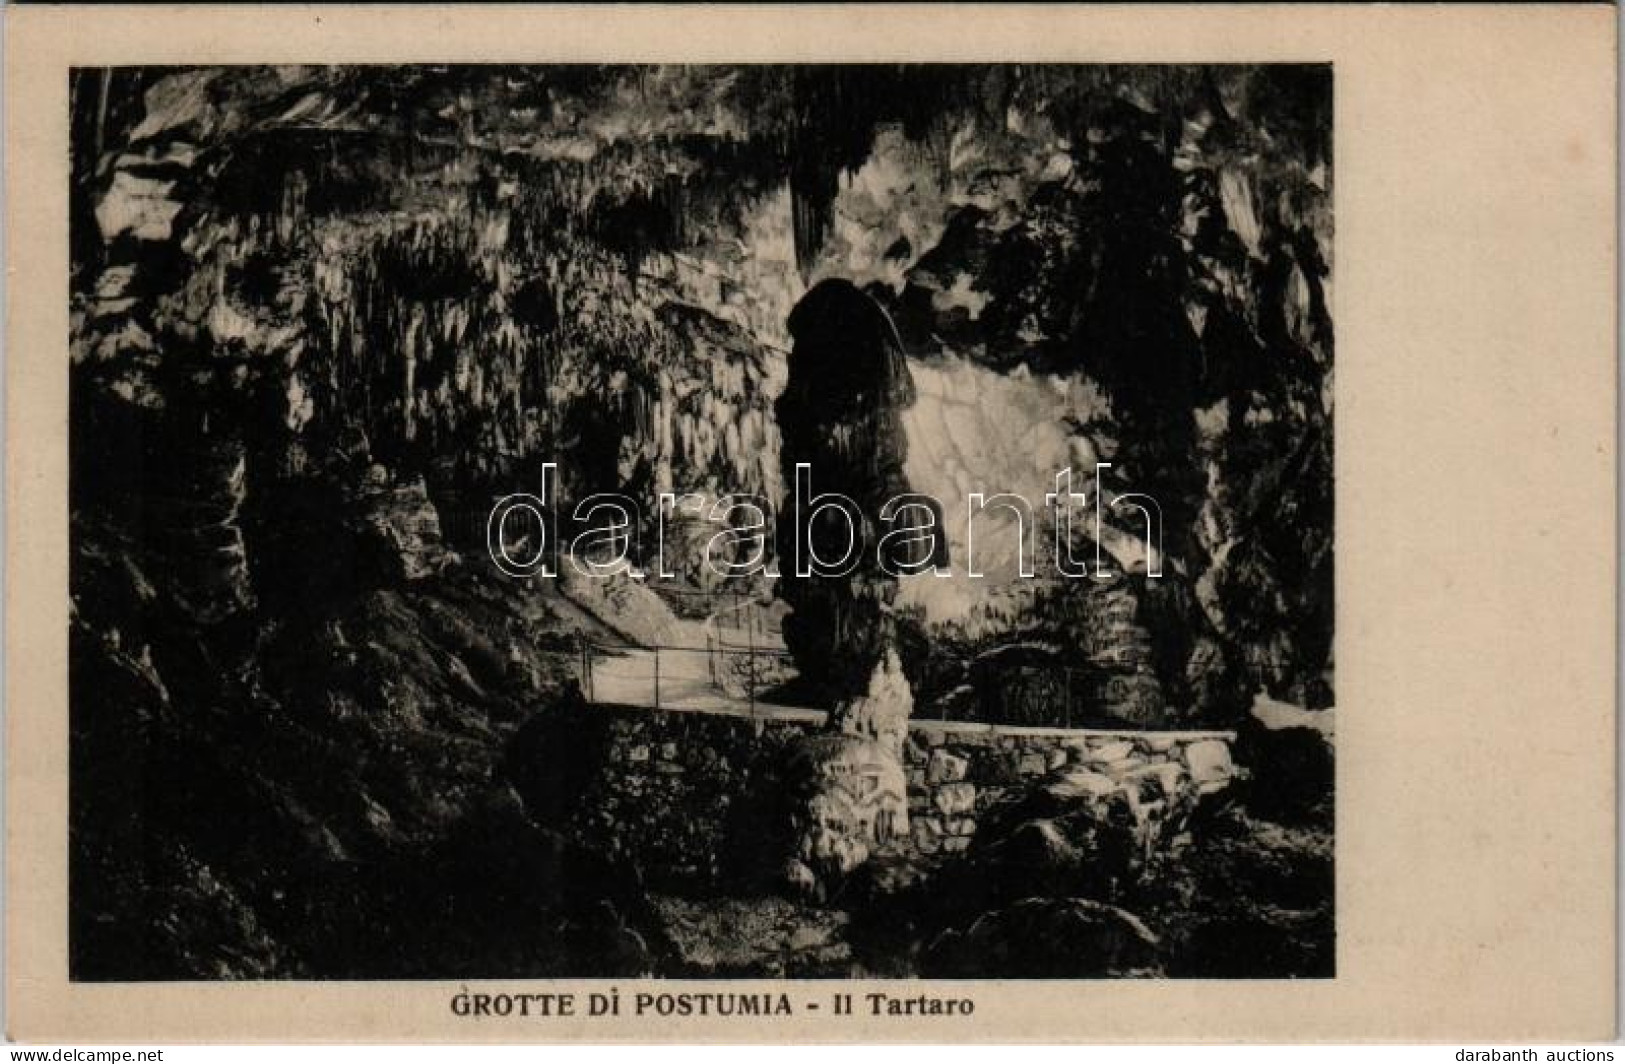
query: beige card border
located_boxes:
[5,3,1617,1043]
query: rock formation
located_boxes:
[774,279,933,699]
[780,649,914,899]
[771,280,935,898]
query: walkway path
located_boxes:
[583,617,825,724]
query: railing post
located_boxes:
[1064,666,1072,729]
[746,603,757,717]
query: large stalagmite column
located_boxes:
[773,279,935,898]
[774,279,920,699]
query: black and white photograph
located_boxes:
[67,61,1336,983]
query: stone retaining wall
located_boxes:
[896,725,1237,859]
[571,705,1236,887]
[574,708,807,886]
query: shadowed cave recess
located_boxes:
[69,65,1334,980]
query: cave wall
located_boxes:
[74,66,1331,728]
[65,64,1330,977]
